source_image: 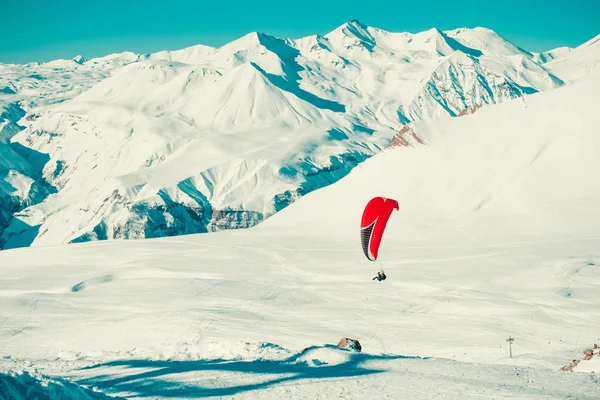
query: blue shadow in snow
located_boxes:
[441,32,483,57]
[79,345,422,398]
[9,142,51,178]
[252,33,346,113]
[253,62,346,113]
[0,371,121,400]
[0,217,42,250]
[327,128,348,141]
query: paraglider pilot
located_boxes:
[373,270,386,281]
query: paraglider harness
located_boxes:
[373,270,386,282]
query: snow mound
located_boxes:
[155,341,294,362]
[290,345,355,367]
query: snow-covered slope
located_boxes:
[0,102,25,143]
[0,53,148,249]
[0,21,577,248]
[264,67,600,234]
[146,44,217,64]
[0,71,599,399]
[0,101,56,246]
[0,53,138,110]
[446,27,532,57]
[531,46,572,64]
[545,34,600,82]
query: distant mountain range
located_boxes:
[0,21,598,249]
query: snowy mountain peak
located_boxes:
[219,31,265,51]
[343,19,373,35]
[419,26,444,36]
[336,19,370,33]
[72,55,86,64]
[211,31,292,63]
[445,26,530,57]
[402,27,481,57]
[325,20,377,51]
[323,23,486,58]
[145,44,216,64]
[83,51,138,67]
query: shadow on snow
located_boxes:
[79,345,423,398]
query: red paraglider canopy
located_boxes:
[360,197,399,261]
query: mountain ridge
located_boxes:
[0,22,596,249]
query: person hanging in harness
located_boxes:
[373,270,386,281]
[361,197,399,283]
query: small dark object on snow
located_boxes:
[373,271,386,281]
[337,337,362,352]
[560,359,579,372]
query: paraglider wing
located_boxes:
[360,197,399,261]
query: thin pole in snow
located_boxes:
[506,336,514,358]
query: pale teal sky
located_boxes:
[1,0,598,63]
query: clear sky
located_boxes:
[2,0,598,63]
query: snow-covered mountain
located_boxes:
[1,21,595,249]
[1,67,600,399]
[544,34,600,82]
[265,63,600,237]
